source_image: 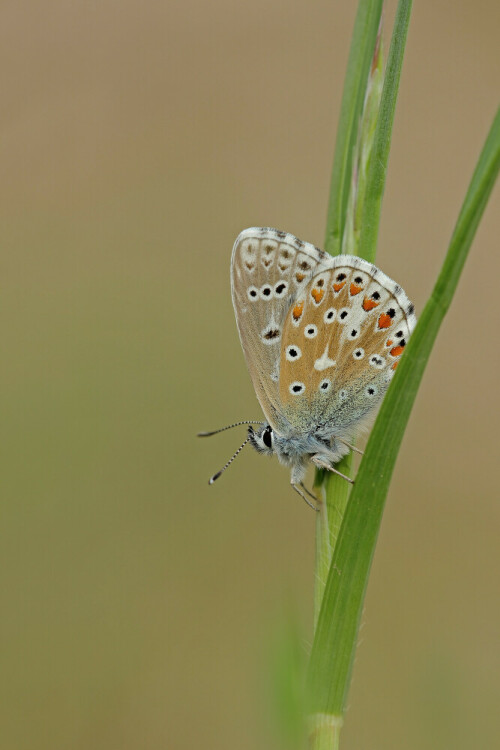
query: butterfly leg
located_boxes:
[311,454,355,484]
[291,482,319,512]
[336,438,364,455]
[301,482,320,504]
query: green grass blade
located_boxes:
[308,106,500,716]
[357,0,413,264]
[314,0,412,632]
[342,26,384,257]
[324,0,383,256]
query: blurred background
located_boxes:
[0,1,499,748]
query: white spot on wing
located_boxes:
[259,284,273,300]
[261,316,281,345]
[324,308,336,323]
[247,286,259,301]
[304,324,318,339]
[274,280,288,298]
[286,345,302,361]
[369,355,385,369]
[270,360,280,382]
[314,346,336,371]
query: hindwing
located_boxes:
[279,256,417,434]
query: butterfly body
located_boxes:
[208,227,416,502]
[248,422,350,485]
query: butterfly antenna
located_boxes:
[198,420,264,437]
[208,435,251,484]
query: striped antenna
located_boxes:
[208,436,251,484]
[198,420,264,437]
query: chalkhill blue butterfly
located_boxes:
[200,228,416,508]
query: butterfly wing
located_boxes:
[231,227,331,433]
[278,255,417,439]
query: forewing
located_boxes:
[279,255,417,438]
[231,227,331,432]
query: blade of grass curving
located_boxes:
[357,0,413,264]
[308,107,500,719]
[324,0,383,256]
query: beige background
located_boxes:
[1,1,499,748]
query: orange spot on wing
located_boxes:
[392,361,398,370]
[378,313,392,329]
[292,302,304,320]
[386,339,393,347]
[390,345,404,357]
[350,283,362,295]
[333,281,346,292]
[311,288,324,303]
[362,297,379,311]
[296,272,305,282]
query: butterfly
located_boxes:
[200,227,416,508]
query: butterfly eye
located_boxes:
[304,324,318,339]
[262,427,273,449]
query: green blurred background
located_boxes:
[1,1,499,748]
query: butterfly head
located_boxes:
[248,424,275,455]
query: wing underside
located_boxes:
[231,227,416,441]
[279,257,416,438]
[231,227,329,432]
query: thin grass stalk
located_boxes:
[308,106,500,736]
[357,0,413,264]
[314,0,412,637]
[313,1,385,631]
[324,0,383,256]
